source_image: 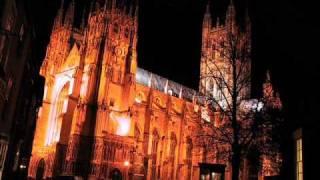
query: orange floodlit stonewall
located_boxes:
[28,0,282,179]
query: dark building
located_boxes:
[0,0,44,179]
[279,69,320,180]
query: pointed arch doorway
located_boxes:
[109,168,122,180]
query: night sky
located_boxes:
[26,0,319,129]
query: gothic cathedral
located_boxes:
[28,0,281,179]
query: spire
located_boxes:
[112,0,117,10]
[203,1,212,28]
[148,74,153,87]
[129,0,137,18]
[164,80,169,94]
[134,1,139,26]
[53,0,64,29]
[226,0,235,21]
[202,1,212,52]
[263,70,282,109]
[64,0,75,28]
[95,1,101,11]
[205,1,210,15]
[263,70,273,99]
[266,70,271,82]
[226,0,236,31]
[80,7,87,31]
[216,17,220,27]
[111,0,117,15]
[103,0,108,11]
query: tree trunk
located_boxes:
[232,142,241,180]
[231,105,241,180]
[231,51,240,180]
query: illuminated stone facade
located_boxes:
[28,0,281,180]
[199,1,252,108]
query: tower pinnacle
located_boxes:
[64,0,75,28]
[226,0,236,31]
[53,0,64,29]
[203,1,212,29]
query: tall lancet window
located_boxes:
[151,129,160,179]
[186,137,193,180]
[47,82,70,145]
[169,133,177,178]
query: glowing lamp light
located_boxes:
[135,97,142,103]
[124,160,130,167]
[211,172,215,178]
[110,112,131,136]
[116,116,131,136]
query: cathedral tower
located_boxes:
[28,0,282,180]
[29,0,138,178]
[199,0,252,107]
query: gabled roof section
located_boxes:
[63,43,81,69]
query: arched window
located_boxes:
[202,146,207,162]
[169,133,177,178]
[151,129,160,179]
[124,28,130,38]
[47,82,70,145]
[186,137,193,180]
[212,44,216,58]
[134,124,140,141]
[109,168,122,180]
[113,23,119,34]
[36,159,45,180]
[209,78,214,93]
[169,133,177,157]
[186,137,193,159]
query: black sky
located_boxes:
[26,0,320,129]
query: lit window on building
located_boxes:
[296,138,303,180]
[109,98,115,107]
[201,107,210,122]
[125,28,129,38]
[113,23,119,33]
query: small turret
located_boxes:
[103,0,108,12]
[202,1,212,52]
[203,1,212,29]
[53,0,64,30]
[225,0,236,33]
[134,1,138,28]
[64,0,75,28]
[80,8,87,31]
[111,0,117,13]
[263,70,282,109]
[95,1,101,11]
[216,17,220,27]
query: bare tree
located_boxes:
[195,27,283,180]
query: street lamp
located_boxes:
[124,160,130,167]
